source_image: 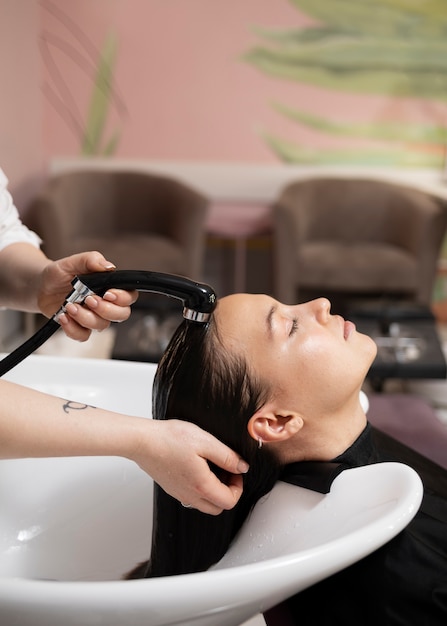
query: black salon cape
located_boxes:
[264,423,447,626]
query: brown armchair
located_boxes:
[26,169,209,279]
[273,177,447,307]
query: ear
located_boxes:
[247,403,303,445]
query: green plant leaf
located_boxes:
[81,32,118,155]
[244,1,447,164]
[261,131,444,167]
[271,102,447,144]
[288,0,447,38]
[102,129,121,156]
[244,35,447,100]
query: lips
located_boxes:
[344,320,356,340]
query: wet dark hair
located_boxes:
[126,315,283,579]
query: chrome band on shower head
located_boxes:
[52,279,96,324]
[183,307,212,323]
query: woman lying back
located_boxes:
[126,294,447,626]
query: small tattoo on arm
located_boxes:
[62,400,97,414]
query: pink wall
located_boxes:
[40,0,304,162]
[2,0,446,212]
[0,1,43,210]
[39,0,447,170]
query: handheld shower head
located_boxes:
[69,270,217,322]
[0,271,217,377]
[69,270,216,322]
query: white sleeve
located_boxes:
[0,169,42,252]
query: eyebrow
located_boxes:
[266,304,276,338]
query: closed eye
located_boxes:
[289,317,298,337]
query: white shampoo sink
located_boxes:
[0,355,423,626]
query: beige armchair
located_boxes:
[26,169,209,279]
[273,177,447,308]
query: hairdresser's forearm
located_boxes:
[0,243,49,312]
[0,379,148,460]
[0,379,249,514]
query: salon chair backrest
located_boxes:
[26,169,210,279]
[273,176,447,306]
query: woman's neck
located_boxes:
[279,402,368,464]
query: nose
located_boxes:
[289,298,331,323]
[312,297,331,323]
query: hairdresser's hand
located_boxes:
[133,419,249,515]
[37,251,138,341]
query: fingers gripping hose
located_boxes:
[0,271,217,377]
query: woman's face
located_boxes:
[214,295,377,416]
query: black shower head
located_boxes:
[0,270,217,377]
[69,270,217,322]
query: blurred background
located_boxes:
[3,0,447,356]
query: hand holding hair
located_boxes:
[130,418,249,515]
